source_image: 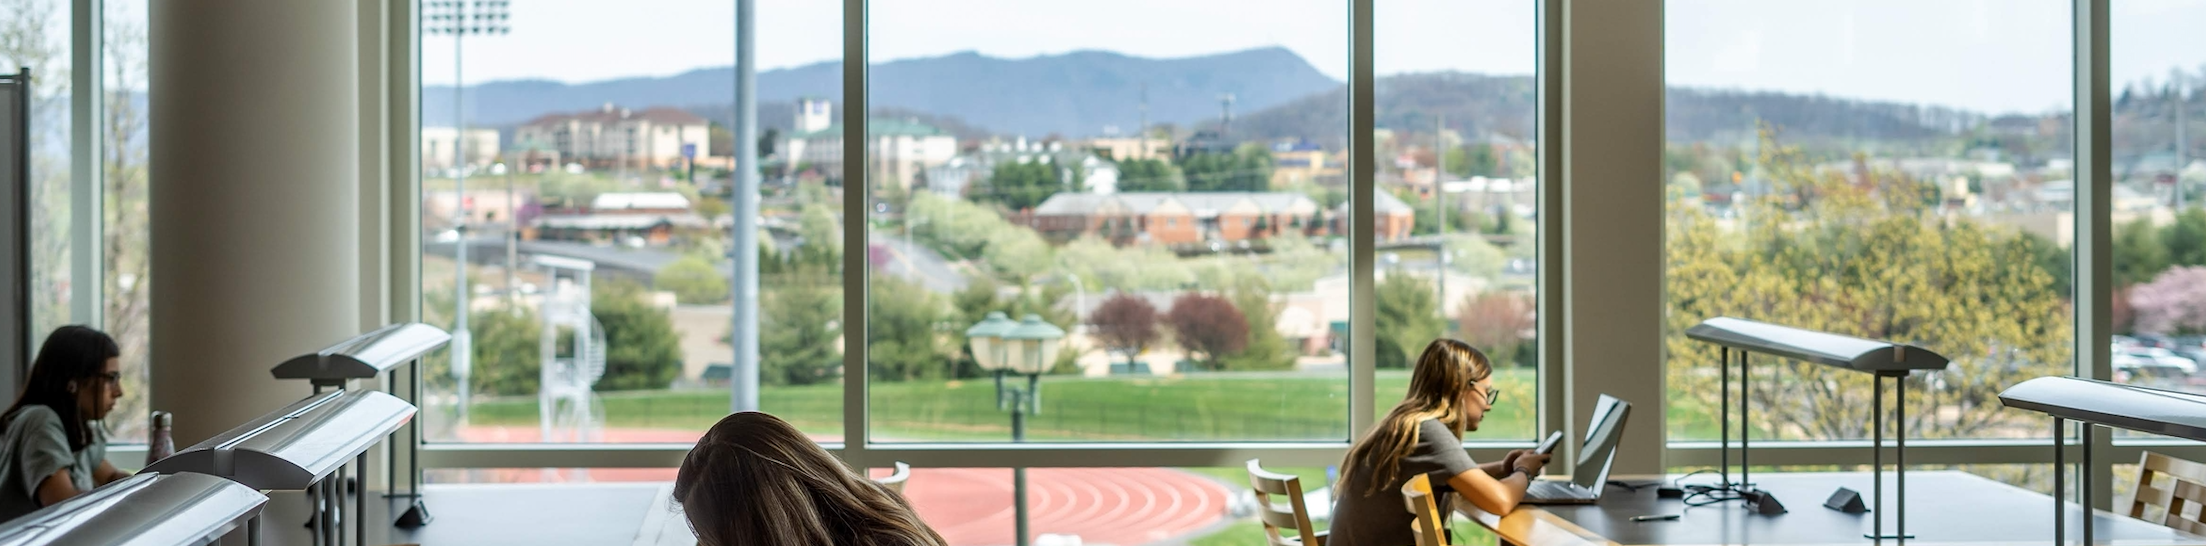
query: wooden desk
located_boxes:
[1456,471,2206,546]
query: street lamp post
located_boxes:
[425,0,510,425]
[966,313,1063,546]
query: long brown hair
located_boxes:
[674,412,946,546]
[3,326,120,451]
[1338,338,1493,496]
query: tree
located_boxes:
[1375,273,1444,369]
[1165,293,1248,371]
[1089,294,1160,369]
[593,281,686,391]
[1665,128,2070,441]
[2131,266,2206,336]
[657,256,729,304]
[2165,208,2206,268]
[760,280,842,386]
[1116,158,1184,192]
[1222,279,1296,371]
[1457,291,1534,367]
[869,275,955,381]
[2115,217,2170,287]
[979,160,1062,211]
[1181,147,1274,192]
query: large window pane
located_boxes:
[864,0,1350,443]
[1372,0,1538,441]
[1664,1,2074,442]
[417,1,842,444]
[101,0,150,445]
[2110,1,2206,425]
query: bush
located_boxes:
[657,256,729,304]
[594,281,685,391]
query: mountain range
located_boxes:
[425,47,1340,138]
[430,46,2060,152]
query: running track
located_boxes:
[452,427,1234,545]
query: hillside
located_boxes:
[424,47,1341,138]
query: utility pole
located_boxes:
[426,0,511,424]
[1435,115,1446,313]
[730,0,761,412]
[2180,75,2191,210]
[506,152,519,302]
[1219,93,1235,140]
[1138,83,1149,159]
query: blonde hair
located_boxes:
[674,412,947,546]
[1338,339,1493,496]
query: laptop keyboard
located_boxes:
[1528,480,1587,499]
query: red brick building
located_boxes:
[1026,192,1414,247]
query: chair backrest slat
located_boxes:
[874,461,911,495]
[2129,451,2206,535]
[1246,459,1323,546]
[1401,473,1449,546]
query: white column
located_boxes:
[150,0,358,445]
[1559,0,1665,476]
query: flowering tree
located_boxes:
[1090,294,1160,368]
[1166,293,1248,371]
[2131,266,2206,336]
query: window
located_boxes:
[1664,1,2073,442]
[416,0,843,444]
[1374,0,1539,441]
[101,0,151,443]
[2109,1,2206,419]
[866,0,1351,443]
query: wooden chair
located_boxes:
[874,461,911,495]
[2128,451,2206,534]
[1246,459,1327,546]
[1402,473,1450,546]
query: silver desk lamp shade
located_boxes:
[0,473,266,546]
[1685,317,1950,373]
[142,390,416,491]
[1999,376,2206,441]
[271,323,451,384]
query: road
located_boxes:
[873,233,970,293]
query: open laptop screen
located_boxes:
[1572,395,1633,490]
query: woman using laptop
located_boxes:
[0,326,132,523]
[1328,338,1549,546]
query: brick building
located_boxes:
[1026,192,1414,247]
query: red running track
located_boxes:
[448,427,1234,545]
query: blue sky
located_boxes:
[419,0,2206,116]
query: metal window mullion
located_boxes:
[2074,0,2113,512]
[70,0,102,329]
[1536,0,1565,478]
[388,0,422,491]
[840,0,872,469]
[1347,0,1375,441]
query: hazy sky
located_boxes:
[420,0,2206,115]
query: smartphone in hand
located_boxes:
[1534,431,1564,455]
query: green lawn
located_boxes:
[468,368,1543,442]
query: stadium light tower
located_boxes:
[425,0,510,423]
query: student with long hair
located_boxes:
[0,326,130,522]
[674,411,947,546]
[1327,338,1548,546]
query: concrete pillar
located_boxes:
[151,0,358,446]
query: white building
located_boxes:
[924,138,1120,196]
[514,104,711,170]
[778,98,957,190]
[421,127,501,174]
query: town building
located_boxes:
[531,192,709,247]
[777,98,958,191]
[926,138,1120,196]
[420,127,501,175]
[1024,191,1406,247]
[513,104,712,171]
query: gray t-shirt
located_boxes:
[0,406,105,523]
[1328,418,1478,546]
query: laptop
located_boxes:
[1521,394,1633,505]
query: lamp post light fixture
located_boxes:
[965,312,1063,546]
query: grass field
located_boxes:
[466,369,1547,442]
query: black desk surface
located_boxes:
[1463,471,2206,546]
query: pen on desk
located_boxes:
[1630,514,1681,522]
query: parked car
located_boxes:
[2119,347,2198,374]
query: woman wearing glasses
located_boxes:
[0,326,131,522]
[1328,338,1549,546]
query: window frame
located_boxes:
[364,0,2142,516]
